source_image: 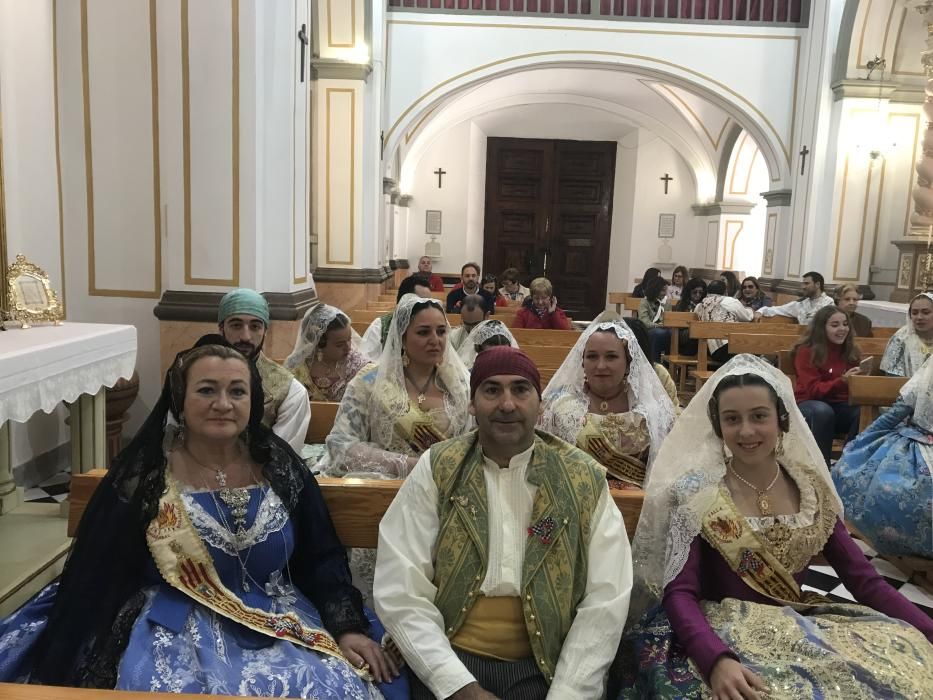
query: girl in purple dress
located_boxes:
[614,355,933,699]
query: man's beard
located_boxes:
[464,282,478,292]
[233,337,264,360]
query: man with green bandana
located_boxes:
[374,347,631,700]
[218,288,311,453]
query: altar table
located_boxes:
[0,323,137,514]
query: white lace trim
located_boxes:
[181,487,288,556]
[744,462,818,531]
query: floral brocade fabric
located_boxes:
[615,599,933,699]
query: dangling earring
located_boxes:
[402,351,410,368]
[316,350,323,363]
[721,439,731,464]
[177,415,188,445]
[775,432,785,457]
[240,426,251,446]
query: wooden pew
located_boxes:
[523,345,571,367]
[689,321,800,388]
[509,328,580,347]
[365,301,396,311]
[348,309,463,326]
[847,375,908,431]
[68,471,646,544]
[660,311,697,393]
[307,401,339,444]
[608,291,630,315]
[776,336,890,379]
[623,297,641,317]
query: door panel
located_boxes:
[483,137,615,320]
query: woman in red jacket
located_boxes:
[793,305,863,465]
[513,277,572,330]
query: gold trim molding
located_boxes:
[324,87,356,266]
[182,0,240,287]
[80,0,162,299]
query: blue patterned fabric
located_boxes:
[0,487,409,699]
[832,399,933,558]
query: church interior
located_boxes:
[1,1,932,697]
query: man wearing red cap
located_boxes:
[374,347,631,699]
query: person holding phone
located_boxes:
[792,305,863,465]
[513,277,572,330]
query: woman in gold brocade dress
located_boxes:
[316,294,472,604]
[284,304,369,403]
[538,321,676,489]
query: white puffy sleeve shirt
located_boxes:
[374,446,632,699]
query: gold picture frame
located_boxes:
[6,254,63,328]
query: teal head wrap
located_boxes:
[218,288,270,326]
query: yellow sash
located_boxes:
[146,476,368,678]
[701,489,827,610]
[394,404,448,453]
[576,416,646,487]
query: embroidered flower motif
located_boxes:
[527,516,557,545]
[709,516,743,542]
[737,549,762,574]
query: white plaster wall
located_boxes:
[624,133,699,286]
[405,120,473,272]
[0,0,68,468]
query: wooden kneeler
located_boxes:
[68,471,645,545]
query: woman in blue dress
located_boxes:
[832,355,933,559]
[0,336,408,698]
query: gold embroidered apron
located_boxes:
[576,412,650,487]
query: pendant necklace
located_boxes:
[184,445,233,488]
[405,367,437,407]
[588,386,626,413]
[728,460,782,515]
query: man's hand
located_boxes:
[448,682,499,700]
[337,631,399,684]
[709,657,767,700]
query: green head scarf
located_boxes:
[218,288,270,326]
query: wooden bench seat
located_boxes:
[659,311,697,394]
[847,375,908,431]
[68,471,646,545]
[607,291,630,316]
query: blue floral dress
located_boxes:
[0,485,409,699]
[832,399,933,558]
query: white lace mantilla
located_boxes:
[181,487,288,557]
[0,322,137,424]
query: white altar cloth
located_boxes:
[858,299,908,330]
[0,323,137,425]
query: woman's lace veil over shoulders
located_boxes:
[629,354,843,622]
[538,320,676,466]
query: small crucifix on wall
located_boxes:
[434,167,446,189]
[660,173,673,195]
[799,146,810,176]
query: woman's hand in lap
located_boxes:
[710,656,768,700]
[337,631,399,684]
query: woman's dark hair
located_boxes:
[644,276,668,302]
[318,313,350,349]
[792,305,860,367]
[707,280,727,296]
[397,274,431,302]
[707,372,790,438]
[642,267,661,283]
[741,276,762,294]
[476,335,512,353]
[481,273,497,286]
[671,265,689,286]
[622,318,651,360]
[675,278,708,311]
[500,267,520,283]
[719,271,740,297]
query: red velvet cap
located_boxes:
[470,346,541,397]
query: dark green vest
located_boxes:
[429,430,606,682]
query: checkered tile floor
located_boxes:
[22,470,71,504]
[802,536,933,619]
[24,471,933,619]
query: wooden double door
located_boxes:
[482,137,616,321]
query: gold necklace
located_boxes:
[404,367,437,407]
[183,444,242,488]
[727,459,782,515]
[588,386,626,413]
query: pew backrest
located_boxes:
[68,471,645,545]
[307,401,339,444]
[847,375,908,431]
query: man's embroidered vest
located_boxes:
[429,430,605,682]
[255,354,293,429]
